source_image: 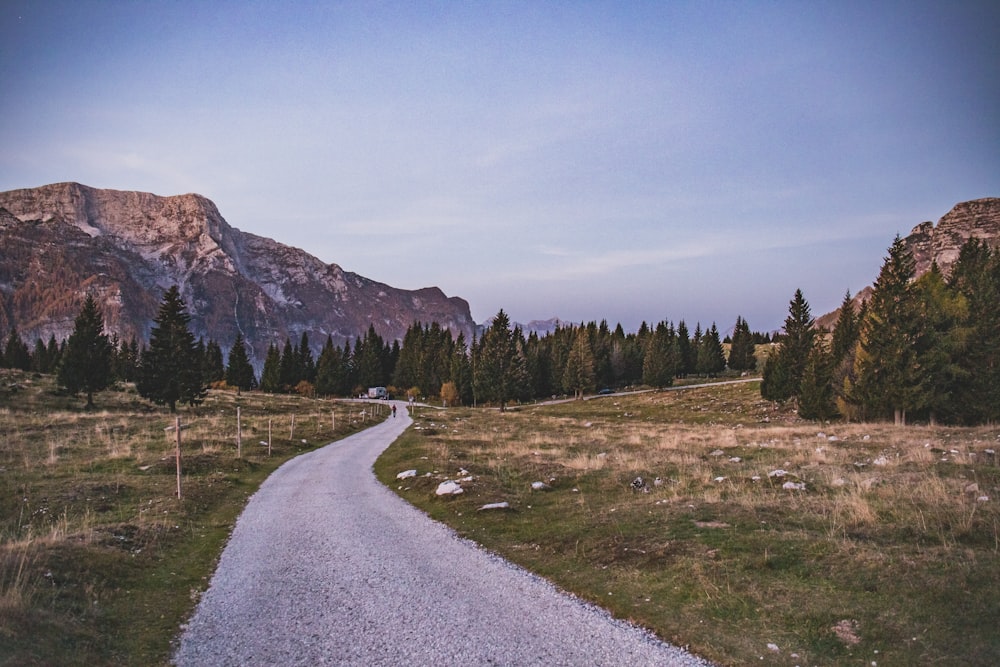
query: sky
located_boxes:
[1,1,998,335]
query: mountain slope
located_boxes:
[815,197,1000,329]
[0,182,475,362]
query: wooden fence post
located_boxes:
[174,416,182,499]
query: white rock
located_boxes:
[767,642,780,652]
[977,495,990,503]
[459,476,475,483]
[768,469,787,478]
[710,449,725,457]
[396,469,418,480]
[783,481,806,491]
[714,476,727,483]
[531,481,551,491]
[478,502,510,511]
[729,456,742,463]
[435,481,463,496]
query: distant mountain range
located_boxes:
[0,183,475,364]
[1,183,996,356]
[815,197,1000,329]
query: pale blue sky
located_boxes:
[2,1,997,333]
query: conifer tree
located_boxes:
[225,333,256,393]
[642,321,678,388]
[563,327,596,398]
[948,238,1000,424]
[473,309,528,411]
[3,329,30,371]
[676,321,694,377]
[761,289,815,402]
[278,338,298,390]
[137,286,206,412]
[727,316,756,372]
[259,343,283,393]
[798,346,837,421]
[203,339,226,384]
[297,332,316,383]
[58,295,113,408]
[696,323,727,376]
[851,237,923,424]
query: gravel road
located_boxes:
[173,403,712,666]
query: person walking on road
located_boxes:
[391,405,396,418]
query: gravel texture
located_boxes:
[173,404,713,666]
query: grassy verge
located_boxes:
[0,369,388,666]
[375,382,1000,666]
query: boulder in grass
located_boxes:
[396,469,418,480]
[435,481,464,496]
[478,502,511,511]
[531,481,552,491]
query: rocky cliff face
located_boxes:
[0,182,475,363]
[815,197,1000,330]
[901,197,1000,277]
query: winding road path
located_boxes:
[173,403,711,666]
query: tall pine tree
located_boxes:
[137,286,206,412]
[58,295,113,408]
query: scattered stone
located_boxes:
[828,435,839,442]
[459,476,475,483]
[832,478,846,487]
[478,502,510,511]
[713,476,727,483]
[710,449,725,457]
[729,456,742,463]
[630,477,647,491]
[767,642,780,653]
[816,432,826,439]
[862,435,871,441]
[783,481,806,491]
[873,456,889,466]
[138,465,151,471]
[832,619,861,646]
[531,481,552,491]
[435,481,463,496]
[653,477,663,486]
[396,469,418,480]
[768,469,788,478]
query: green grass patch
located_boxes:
[375,382,1000,665]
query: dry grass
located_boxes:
[0,369,383,665]
[376,381,1000,666]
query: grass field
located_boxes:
[0,369,388,666]
[375,382,1000,666]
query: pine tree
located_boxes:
[137,286,206,412]
[473,309,527,411]
[203,339,226,384]
[563,327,596,398]
[642,321,678,388]
[259,343,283,393]
[798,346,837,421]
[696,323,727,376]
[278,338,298,391]
[727,316,756,372]
[57,295,113,408]
[761,289,815,402]
[297,332,316,383]
[851,236,922,425]
[3,329,30,371]
[676,321,693,377]
[225,333,256,393]
[948,238,1000,424]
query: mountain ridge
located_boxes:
[0,182,475,363]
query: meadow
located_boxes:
[0,369,386,666]
[375,381,1000,666]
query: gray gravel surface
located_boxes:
[173,403,713,666]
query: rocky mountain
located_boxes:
[816,197,1000,329]
[0,182,475,363]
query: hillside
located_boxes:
[0,183,475,362]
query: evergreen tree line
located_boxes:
[7,284,768,410]
[762,236,1000,426]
